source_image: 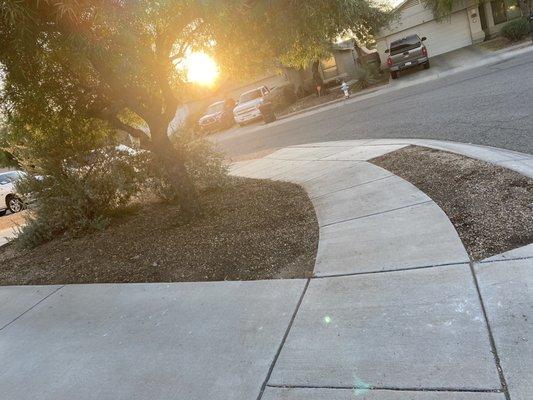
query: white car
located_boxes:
[233,86,270,126]
[0,170,25,216]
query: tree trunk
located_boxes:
[150,123,200,221]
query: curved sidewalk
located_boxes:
[231,138,533,277]
[231,139,533,400]
[0,139,531,400]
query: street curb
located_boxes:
[277,85,385,121]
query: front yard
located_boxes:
[0,177,318,285]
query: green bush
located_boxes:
[353,63,381,90]
[16,147,146,247]
[266,84,298,112]
[143,128,229,202]
[501,18,530,41]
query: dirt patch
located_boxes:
[371,145,533,261]
[476,37,531,52]
[0,211,27,231]
[0,177,318,285]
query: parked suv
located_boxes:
[385,34,429,79]
[0,170,25,216]
[233,86,271,126]
[198,99,235,134]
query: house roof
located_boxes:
[390,0,421,12]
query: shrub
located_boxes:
[266,84,298,112]
[143,128,229,202]
[353,63,381,90]
[16,146,145,247]
[501,18,530,41]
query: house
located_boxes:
[285,39,365,95]
[375,0,525,67]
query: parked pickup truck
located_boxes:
[233,86,270,126]
[385,34,430,79]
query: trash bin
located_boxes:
[258,102,276,124]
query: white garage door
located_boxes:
[385,10,472,57]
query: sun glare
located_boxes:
[184,52,219,86]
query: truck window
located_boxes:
[239,89,263,103]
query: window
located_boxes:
[491,0,508,24]
[390,35,422,56]
[239,89,263,103]
[491,0,522,25]
[505,0,522,20]
[0,171,22,185]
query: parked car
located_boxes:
[0,170,26,216]
[233,86,271,126]
[198,99,236,134]
[385,34,430,79]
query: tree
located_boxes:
[423,0,532,20]
[0,0,389,218]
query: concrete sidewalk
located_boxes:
[1,140,532,399]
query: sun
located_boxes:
[184,52,219,86]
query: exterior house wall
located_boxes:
[376,0,485,67]
[481,0,524,37]
[334,50,359,80]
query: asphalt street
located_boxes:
[214,49,533,157]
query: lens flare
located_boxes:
[184,52,219,86]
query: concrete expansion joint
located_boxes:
[319,200,433,228]
[467,260,511,400]
[0,285,65,332]
[312,261,469,279]
[310,174,395,200]
[256,279,311,400]
[265,383,504,393]
[479,255,533,264]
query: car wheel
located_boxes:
[390,71,398,79]
[7,195,24,213]
[423,61,430,69]
[0,209,6,217]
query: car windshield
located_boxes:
[239,89,263,103]
[206,102,225,114]
[0,171,22,185]
[390,35,421,55]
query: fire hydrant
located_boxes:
[341,81,350,99]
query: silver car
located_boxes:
[385,34,430,79]
[0,170,25,216]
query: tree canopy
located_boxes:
[423,0,532,19]
[0,0,390,214]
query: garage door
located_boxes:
[384,10,472,57]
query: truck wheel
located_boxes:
[390,71,398,79]
[423,61,430,69]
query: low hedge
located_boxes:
[501,17,530,42]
